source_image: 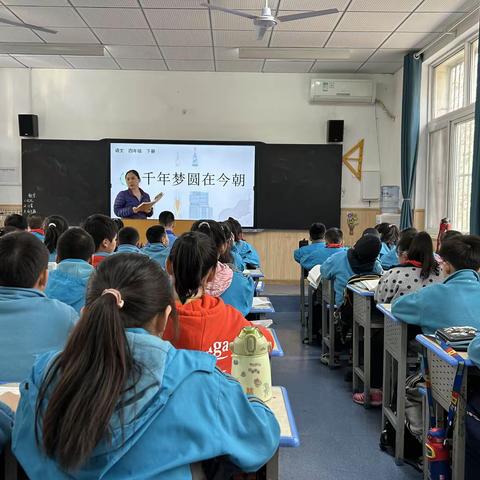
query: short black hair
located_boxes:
[112,218,124,231]
[397,227,418,253]
[4,214,27,230]
[158,211,175,227]
[57,227,95,262]
[442,230,462,242]
[309,223,326,241]
[28,213,44,230]
[0,231,49,288]
[325,227,343,244]
[362,228,381,238]
[146,225,167,244]
[118,227,140,246]
[439,235,480,272]
[82,214,117,251]
[125,170,140,180]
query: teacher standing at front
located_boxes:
[113,170,153,219]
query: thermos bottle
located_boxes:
[425,428,450,480]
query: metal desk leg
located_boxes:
[264,449,279,480]
[395,344,407,465]
[307,285,314,344]
[452,376,467,480]
[300,269,305,327]
[353,312,361,395]
[328,282,336,369]
[381,342,391,437]
[364,299,372,408]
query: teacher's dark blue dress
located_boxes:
[113,189,153,219]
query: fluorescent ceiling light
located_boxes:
[0,44,105,56]
[239,48,351,60]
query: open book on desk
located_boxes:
[353,278,380,291]
[252,297,272,309]
[251,319,274,328]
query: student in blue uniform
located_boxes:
[380,227,417,270]
[142,225,170,269]
[220,221,245,272]
[0,232,77,383]
[293,222,326,265]
[3,213,27,231]
[376,223,399,262]
[228,217,261,268]
[116,226,143,254]
[44,215,69,263]
[12,254,280,479]
[45,227,95,313]
[392,235,480,334]
[321,233,383,307]
[159,210,177,246]
[297,227,347,271]
[192,220,254,317]
[83,214,118,268]
[27,213,45,241]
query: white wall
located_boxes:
[0,68,402,210]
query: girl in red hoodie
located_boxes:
[163,231,273,373]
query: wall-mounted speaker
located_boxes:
[18,114,38,137]
[327,120,344,143]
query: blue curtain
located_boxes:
[400,53,423,229]
[470,28,480,234]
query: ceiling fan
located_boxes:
[201,1,338,40]
[0,17,57,34]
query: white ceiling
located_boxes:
[0,0,477,73]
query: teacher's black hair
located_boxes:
[125,170,141,180]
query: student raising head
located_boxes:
[191,220,255,317]
[295,227,347,272]
[44,215,69,263]
[142,225,170,269]
[227,217,261,269]
[0,232,77,382]
[116,226,142,254]
[375,231,442,304]
[393,235,480,334]
[163,231,273,373]
[45,227,95,313]
[13,253,280,477]
[380,227,417,269]
[158,210,177,246]
[27,213,45,241]
[82,214,117,268]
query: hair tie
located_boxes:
[48,223,57,228]
[198,221,210,230]
[102,289,124,308]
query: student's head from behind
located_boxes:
[439,229,462,251]
[82,214,117,254]
[37,253,174,471]
[44,215,69,254]
[309,222,326,241]
[191,219,227,256]
[348,234,382,274]
[377,223,399,247]
[0,232,49,290]
[118,227,140,247]
[362,227,381,238]
[439,235,480,276]
[167,231,218,304]
[112,218,124,232]
[146,225,168,246]
[27,213,44,230]
[219,221,234,264]
[407,231,438,279]
[56,228,95,263]
[325,227,343,245]
[227,217,242,242]
[396,227,418,263]
[158,211,175,229]
[125,169,141,190]
[4,213,27,231]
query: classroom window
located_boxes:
[471,39,478,103]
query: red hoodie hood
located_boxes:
[163,294,273,373]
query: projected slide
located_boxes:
[110,143,255,226]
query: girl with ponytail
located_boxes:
[43,215,69,262]
[13,253,280,477]
[163,231,273,373]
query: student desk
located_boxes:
[243,269,265,280]
[269,329,284,358]
[250,297,275,316]
[377,303,415,465]
[348,285,384,408]
[417,334,476,480]
[321,278,337,368]
[255,280,265,295]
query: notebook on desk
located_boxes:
[251,319,274,328]
[252,297,272,309]
[353,278,379,291]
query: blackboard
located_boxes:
[255,144,342,229]
[22,139,342,229]
[22,140,110,225]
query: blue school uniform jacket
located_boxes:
[321,251,383,306]
[116,244,144,255]
[166,229,177,247]
[231,249,246,272]
[45,259,94,313]
[31,231,45,242]
[221,271,255,317]
[380,247,399,269]
[468,335,480,368]
[12,329,280,479]
[392,269,480,335]
[294,241,325,263]
[379,242,395,261]
[0,287,77,383]
[235,240,260,268]
[48,251,57,263]
[142,243,170,269]
[297,244,347,272]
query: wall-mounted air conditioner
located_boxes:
[310,79,376,104]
